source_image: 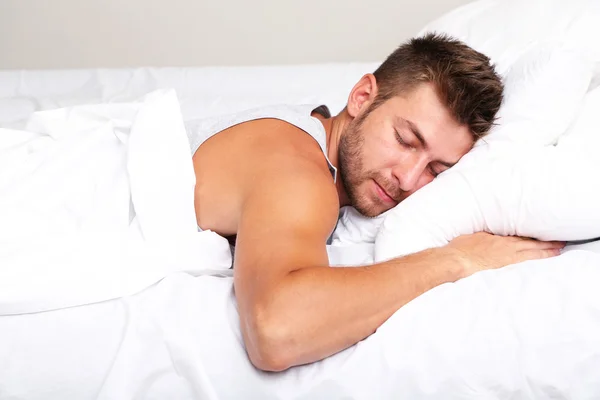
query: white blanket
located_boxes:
[2,249,600,399]
[0,90,232,315]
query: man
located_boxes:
[186,33,564,372]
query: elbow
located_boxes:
[248,348,291,372]
[244,306,297,372]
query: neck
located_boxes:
[312,108,353,208]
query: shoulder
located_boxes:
[236,119,339,236]
[240,170,339,247]
[224,117,334,189]
[240,118,335,188]
[195,115,339,235]
[241,118,327,161]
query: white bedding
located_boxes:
[0,63,378,129]
[2,86,600,400]
[3,1,600,399]
[3,251,600,399]
[0,90,235,315]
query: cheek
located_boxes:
[358,119,397,165]
[364,138,404,170]
[383,148,423,178]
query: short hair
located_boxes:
[373,32,504,139]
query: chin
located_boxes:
[352,199,386,218]
[348,184,390,217]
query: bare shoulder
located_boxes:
[193,117,339,237]
[237,118,332,172]
[239,119,340,236]
[234,120,340,274]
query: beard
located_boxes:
[338,108,401,218]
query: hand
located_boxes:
[446,232,565,279]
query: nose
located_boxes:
[391,154,430,193]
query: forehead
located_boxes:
[376,83,474,160]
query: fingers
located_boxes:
[507,236,565,264]
[532,240,566,250]
[518,247,562,264]
[549,241,566,249]
[512,237,566,251]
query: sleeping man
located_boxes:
[185,33,565,371]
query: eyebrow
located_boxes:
[399,117,458,169]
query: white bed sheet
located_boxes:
[0,63,379,129]
[3,247,600,400]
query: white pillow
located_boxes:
[478,44,592,148]
[375,139,600,261]
[559,85,600,145]
[374,42,596,260]
[418,0,600,80]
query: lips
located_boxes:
[374,180,396,204]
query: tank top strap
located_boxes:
[184,104,337,183]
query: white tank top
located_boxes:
[184,104,339,247]
[184,104,338,182]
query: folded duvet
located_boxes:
[0,90,232,315]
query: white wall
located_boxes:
[0,0,473,69]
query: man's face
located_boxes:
[339,83,474,217]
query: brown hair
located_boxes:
[372,32,503,139]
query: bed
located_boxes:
[2,0,600,399]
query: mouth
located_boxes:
[373,180,397,204]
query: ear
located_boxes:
[346,74,378,118]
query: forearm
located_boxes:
[244,246,465,371]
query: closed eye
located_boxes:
[428,163,449,178]
[395,130,414,149]
[428,165,440,178]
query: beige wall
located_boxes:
[0,0,473,69]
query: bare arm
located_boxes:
[238,243,463,371]
[234,158,460,371]
[234,160,564,372]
